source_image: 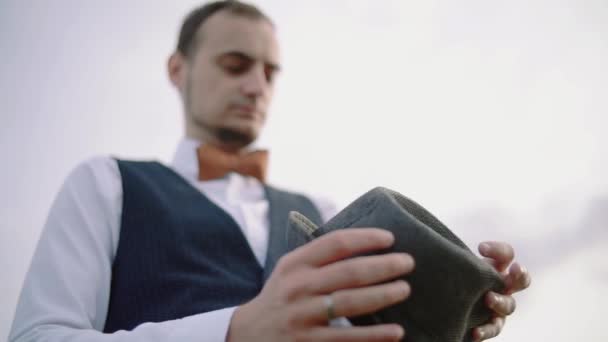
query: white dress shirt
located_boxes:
[9,139,338,342]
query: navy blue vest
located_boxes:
[103,160,322,333]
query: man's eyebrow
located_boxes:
[217,51,252,61]
[217,51,281,72]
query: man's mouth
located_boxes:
[234,105,255,113]
[231,104,261,119]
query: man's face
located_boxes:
[181,12,280,147]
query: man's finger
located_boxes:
[282,228,394,269]
[297,280,410,323]
[304,324,405,342]
[478,241,514,272]
[311,253,414,294]
[472,316,505,341]
[331,280,410,319]
[486,291,516,316]
[504,262,532,294]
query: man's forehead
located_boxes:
[197,11,279,64]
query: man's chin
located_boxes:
[216,126,259,149]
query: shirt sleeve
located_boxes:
[8,157,236,342]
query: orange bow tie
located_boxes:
[197,144,269,182]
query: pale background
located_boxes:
[1,0,607,340]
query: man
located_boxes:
[9,1,531,341]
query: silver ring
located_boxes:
[323,295,335,321]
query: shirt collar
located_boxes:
[170,137,269,182]
[170,138,201,180]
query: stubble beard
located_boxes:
[188,110,256,151]
[185,81,256,151]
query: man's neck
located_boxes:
[185,130,250,155]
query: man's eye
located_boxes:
[223,64,247,74]
[265,70,275,83]
[264,65,278,83]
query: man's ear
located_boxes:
[168,52,187,92]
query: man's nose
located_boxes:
[240,67,267,98]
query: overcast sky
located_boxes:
[1,0,607,340]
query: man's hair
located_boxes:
[177,0,272,58]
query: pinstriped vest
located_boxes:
[103,160,322,332]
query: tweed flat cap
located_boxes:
[286,187,505,342]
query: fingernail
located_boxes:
[381,231,395,243]
[400,253,413,264]
[478,330,485,340]
[491,293,502,307]
[479,243,491,254]
[518,264,528,275]
[398,280,411,297]
[394,326,405,338]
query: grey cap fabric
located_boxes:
[286,187,505,342]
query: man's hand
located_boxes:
[472,241,532,341]
[227,228,415,342]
